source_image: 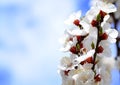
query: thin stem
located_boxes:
[92,25,101,70]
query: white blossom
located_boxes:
[58,1,118,85]
[64,11,81,26]
[59,31,77,52]
[75,50,95,63]
[91,0,117,13]
[73,70,95,85]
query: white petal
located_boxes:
[87,50,95,56]
[107,29,118,38]
[102,22,110,31]
[75,50,95,62]
[67,29,87,36]
[76,10,82,19]
[102,57,115,70]
[106,3,117,13]
[64,11,81,25]
[62,77,75,85]
[86,7,99,22]
[73,70,94,85]
[64,19,73,25]
[60,41,73,52]
[103,15,110,22]
[60,57,71,66]
[97,1,117,13]
[72,37,78,45]
[107,36,116,43]
[80,20,90,33]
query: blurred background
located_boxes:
[0,0,119,85]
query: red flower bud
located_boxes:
[80,43,83,48]
[86,57,93,63]
[69,37,73,41]
[76,36,81,42]
[73,19,80,26]
[91,20,99,27]
[94,74,101,82]
[70,46,77,54]
[99,10,107,18]
[97,46,104,53]
[64,70,70,76]
[100,33,108,40]
[80,57,93,65]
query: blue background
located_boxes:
[0,0,119,85]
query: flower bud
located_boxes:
[80,57,93,65]
[94,74,101,82]
[70,46,77,54]
[100,33,108,40]
[64,70,70,76]
[91,20,99,27]
[99,10,107,18]
[97,46,104,53]
[76,36,81,42]
[73,19,80,26]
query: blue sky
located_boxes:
[0,0,119,85]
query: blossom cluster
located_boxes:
[58,1,118,85]
[91,0,120,19]
[91,0,120,70]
